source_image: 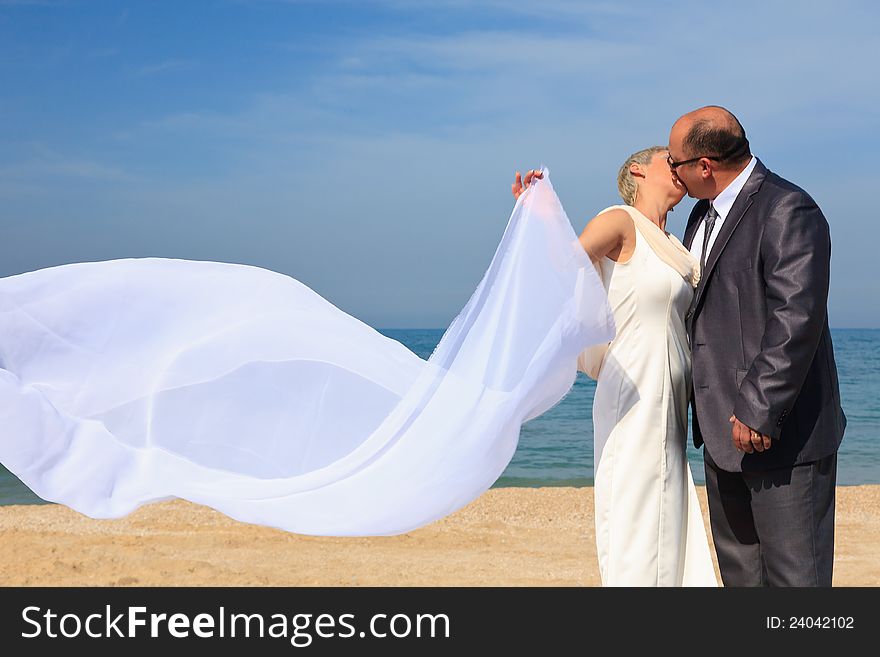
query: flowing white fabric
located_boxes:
[0,169,615,536]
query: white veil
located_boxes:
[0,169,615,536]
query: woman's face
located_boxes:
[648,151,687,206]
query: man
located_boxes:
[667,106,846,586]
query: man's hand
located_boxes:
[512,169,543,200]
[729,414,772,453]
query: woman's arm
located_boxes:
[577,209,631,265]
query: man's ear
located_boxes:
[699,158,713,180]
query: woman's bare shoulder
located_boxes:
[577,206,635,261]
[584,207,633,230]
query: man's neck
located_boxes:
[710,161,751,200]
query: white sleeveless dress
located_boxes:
[592,205,718,586]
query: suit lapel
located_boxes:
[691,159,768,312]
[683,200,708,251]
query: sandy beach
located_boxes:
[0,486,877,586]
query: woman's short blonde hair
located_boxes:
[617,145,667,206]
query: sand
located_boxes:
[0,486,877,586]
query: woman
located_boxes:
[514,147,718,586]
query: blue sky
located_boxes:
[1,0,878,328]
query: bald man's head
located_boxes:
[672,105,751,170]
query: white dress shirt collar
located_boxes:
[710,156,757,220]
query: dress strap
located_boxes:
[607,205,700,288]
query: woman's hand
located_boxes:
[511,169,543,200]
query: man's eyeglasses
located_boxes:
[667,138,749,171]
[666,153,706,170]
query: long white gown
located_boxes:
[0,169,617,537]
[591,205,718,586]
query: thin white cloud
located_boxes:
[87,46,119,59]
[239,0,630,19]
[0,0,69,6]
[137,59,197,76]
[1,145,140,183]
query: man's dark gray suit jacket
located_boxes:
[682,158,846,472]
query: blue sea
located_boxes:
[1,328,877,505]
